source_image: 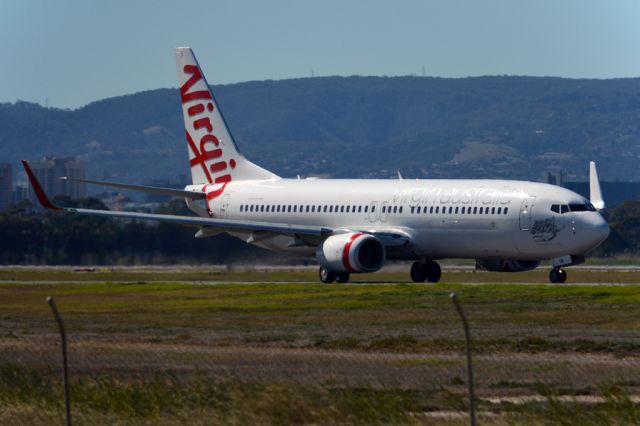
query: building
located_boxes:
[13,184,28,204]
[28,157,86,201]
[0,163,12,211]
[542,170,563,187]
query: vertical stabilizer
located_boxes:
[175,47,278,184]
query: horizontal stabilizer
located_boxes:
[60,177,206,200]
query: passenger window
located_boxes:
[358,206,362,213]
[364,206,369,213]
[371,205,375,213]
[435,206,439,214]
[473,207,477,214]
[340,206,345,213]
[346,206,350,213]
[497,207,502,214]
[454,207,459,214]
[399,206,403,213]
[504,207,508,215]
[393,206,398,213]
[461,207,465,214]
[430,206,434,214]
[448,207,453,214]
[382,206,386,213]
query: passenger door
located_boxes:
[519,197,535,231]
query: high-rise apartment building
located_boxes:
[0,163,12,211]
[28,157,86,201]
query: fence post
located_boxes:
[47,296,72,426]
[450,292,476,426]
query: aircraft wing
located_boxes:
[23,160,412,245]
[23,161,329,237]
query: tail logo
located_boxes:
[181,65,236,190]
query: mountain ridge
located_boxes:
[2,75,639,186]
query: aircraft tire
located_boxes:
[410,261,427,282]
[557,268,567,283]
[319,266,336,284]
[336,272,350,283]
[426,261,442,283]
[549,268,567,284]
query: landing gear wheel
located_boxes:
[335,272,350,283]
[319,266,336,284]
[549,268,567,284]
[425,260,442,283]
[410,261,442,283]
[410,261,427,282]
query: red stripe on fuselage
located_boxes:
[342,233,364,272]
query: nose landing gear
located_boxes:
[410,260,442,283]
[549,268,567,284]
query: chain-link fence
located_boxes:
[2,272,640,425]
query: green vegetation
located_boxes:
[2,269,640,424]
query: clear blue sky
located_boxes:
[2,0,639,109]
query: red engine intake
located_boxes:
[316,233,386,273]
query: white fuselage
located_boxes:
[192,178,609,262]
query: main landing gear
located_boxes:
[410,260,441,283]
[549,268,567,284]
[319,266,350,284]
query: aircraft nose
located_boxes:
[589,214,610,246]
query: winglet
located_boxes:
[21,160,62,210]
[589,161,605,210]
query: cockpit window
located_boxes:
[569,203,597,212]
[551,203,597,214]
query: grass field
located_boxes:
[2,266,640,424]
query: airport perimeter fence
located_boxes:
[2,286,640,425]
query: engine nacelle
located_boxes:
[475,259,540,272]
[316,233,386,273]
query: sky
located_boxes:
[1,0,639,109]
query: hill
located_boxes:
[2,76,640,185]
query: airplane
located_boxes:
[22,47,610,284]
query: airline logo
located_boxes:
[180,62,236,201]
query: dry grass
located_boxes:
[2,267,640,424]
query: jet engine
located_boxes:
[475,259,540,272]
[316,233,386,273]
